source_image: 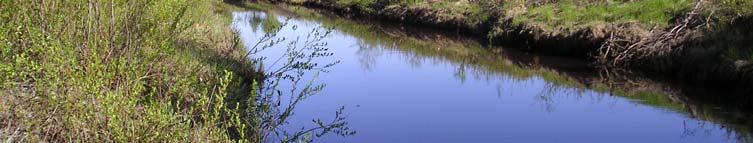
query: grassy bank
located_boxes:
[266,0,753,92]
[1,0,264,142]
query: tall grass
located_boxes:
[1,0,260,142]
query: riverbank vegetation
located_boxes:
[2,0,750,141]
[1,0,353,141]
[0,0,262,142]
[264,0,752,93]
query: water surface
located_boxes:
[232,5,751,143]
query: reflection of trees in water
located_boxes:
[536,82,588,112]
[681,120,721,142]
[455,60,468,84]
[355,40,382,72]
[678,119,753,143]
[233,11,267,34]
[234,11,354,142]
[354,15,753,142]
[590,68,753,142]
[261,6,753,142]
[406,52,424,69]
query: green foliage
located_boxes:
[0,0,259,142]
[513,0,692,29]
[262,13,283,33]
[721,0,753,16]
[336,0,378,13]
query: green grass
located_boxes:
[374,0,694,30]
[1,0,262,142]
[290,0,698,31]
[335,0,378,14]
[510,0,692,30]
[719,0,753,17]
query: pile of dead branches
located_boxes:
[596,0,707,66]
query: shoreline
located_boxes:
[268,0,752,94]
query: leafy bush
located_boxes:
[0,0,258,142]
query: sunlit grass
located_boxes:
[0,0,259,142]
[511,0,692,29]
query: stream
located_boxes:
[232,5,752,143]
